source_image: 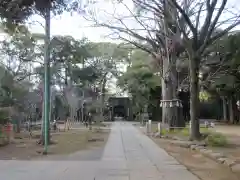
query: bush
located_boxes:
[206,132,228,147]
[154,127,169,135]
[180,128,190,136]
[161,128,168,135]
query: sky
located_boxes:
[28,1,131,42]
[27,0,240,41]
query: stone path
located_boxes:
[0,122,199,180]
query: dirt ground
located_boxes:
[153,138,240,180]
[215,125,240,136]
[150,123,240,164]
[0,127,110,160]
[207,125,240,167]
[141,123,240,180]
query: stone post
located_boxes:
[145,122,149,134]
[148,120,152,135]
[158,122,162,135]
[204,121,209,128]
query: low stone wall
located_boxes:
[141,121,240,174]
[155,135,240,174]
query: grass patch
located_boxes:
[151,123,228,147]
[205,132,228,147]
[150,123,229,148]
[152,125,210,137]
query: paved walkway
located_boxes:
[0,122,199,180]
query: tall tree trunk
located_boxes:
[228,96,234,124]
[161,78,174,126]
[222,96,227,121]
[161,55,178,128]
[161,0,180,128]
[189,57,200,140]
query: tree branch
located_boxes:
[171,0,197,36]
[199,20,240,54]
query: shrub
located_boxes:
[155,128,168,135]
[161,128,168,135]
[180,128,190,136]
[206,132,228,147]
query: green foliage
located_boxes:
[206,133,228,147]
[0,25,35,111]
[0,31,34,110]
[207,32,240,95]
[199,90,211,102]
[0,0,71,25]
[0,29,36,82]
[180,128,189,136]
[71,66,100,83]
[0,67,14,94]
[118,50,160,113]
[156,126,210,138]
[86,42,129,61]
[50,36,90,64]
[32,36,92,85]
[0,109,9,125]
[33,37,125,89]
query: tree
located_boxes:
[0,62,38,133]
[50,36,90,84]
[0,26,38,82]
[0,23,46,133]
[86,0,184,128]
[118,49,161,122]
[167,0,240,139]
[0,0,77,149]
[82,42,127,121]
[85,0,240,136]
[203,31,240,123]
[29,35,92,128]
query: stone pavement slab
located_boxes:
[0,122,199,180]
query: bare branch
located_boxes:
[171,0,197,36]
[199,0,218,42]
[195,3,204,29]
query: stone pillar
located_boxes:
[145,122,149,134]
[158,122,162,134]
[148,120,152,134]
